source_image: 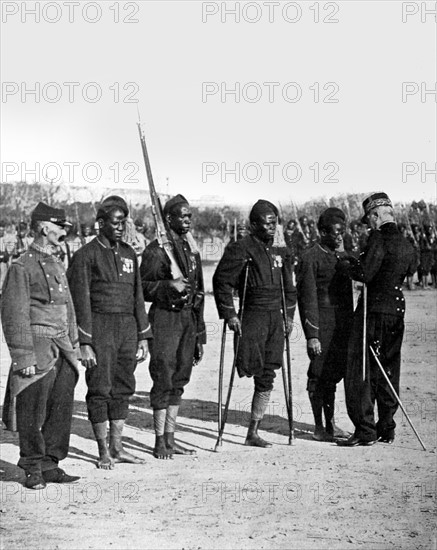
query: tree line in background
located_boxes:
[0,181,436,241]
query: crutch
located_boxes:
[214,261,250,452]
[217,321,227,440]
[280,274,294,444]
[369,345,426,451]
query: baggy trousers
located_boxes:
[86,313,138,423]
[148,305,197,410]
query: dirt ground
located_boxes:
[0,280,436,550]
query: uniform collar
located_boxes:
[30,241,57,257]
[97,235,120,250]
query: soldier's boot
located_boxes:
[92,421,114,470]
[308,391,331,442]
[109,419,145,464]
[323,389,349,439]
[245,391,272,448]
[153,409,172,460]
[164,405,196,456]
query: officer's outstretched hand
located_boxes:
[80,344,97,369]
[136,340,149,363]
[193,342,204,366]
[307,338,322,359]
[227,316,242,337]
[169,277,190,294]
[19,365,36,377]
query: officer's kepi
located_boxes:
[31,202,71,227]
[361,192,392,223]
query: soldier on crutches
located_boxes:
[213,199,296,449]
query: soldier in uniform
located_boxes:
[68,196,151,469]
[141,195,206,459]
[1,203,80,489]
[338,193,416,446]
[213,200,296,448]
[297,208,353,441]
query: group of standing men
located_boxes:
[1,191,415,489]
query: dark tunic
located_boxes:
[1,243,79,473]
[297,244,353,389]
[68,236,151,422]
[344,222,416,441]
[213,234,296,391]
[141,232,206,409]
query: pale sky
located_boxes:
[1,1,436,206]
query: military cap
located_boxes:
[96,195,129,220]
[31,202,71,226]
[249,199,279,223]
[362,192,392,223]
[163,194,189,216]
[318,207,346,231]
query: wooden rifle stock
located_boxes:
[137,122,183,279]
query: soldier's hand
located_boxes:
[307,338,322,359]
[136,339,149,363]
[80,344,97,369]
[19,365,36,378]
[227,316,242,337]
[193,342,204,366]
[169,277,190,294]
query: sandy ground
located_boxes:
[0,278,436,550]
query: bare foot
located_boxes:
[110,449,146,464]
[165,433,197,455]
[97,454,115,470]
[153,435,173,460]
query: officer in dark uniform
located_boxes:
[141,195,206,459]
[213,200,296,448]
[2,203,80,489]
[338,193,416,446]
[297,208,353,441]
[68,196,151,469]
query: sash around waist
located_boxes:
[90,282,135,314]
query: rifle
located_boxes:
[137,121,183,279]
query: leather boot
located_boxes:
[245,420,272,448]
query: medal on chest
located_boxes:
[272,254,283,268]
[122,257,134,274]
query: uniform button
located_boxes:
[119,273,122,276]
[396,308,400,311]
[401,309,404,312]
[64,285,68,289]
[401,297,405,301]
[42,262,46,266]
[396,297,399,300]
[50,300,54,304]
[29,254,32,257]
[46,274,50,278]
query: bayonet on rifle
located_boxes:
[137,121,183,279]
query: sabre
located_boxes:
[217,321,227,439]
[369,345,426,451]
